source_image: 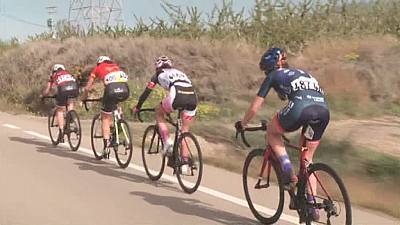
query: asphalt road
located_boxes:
[0,111,398,225]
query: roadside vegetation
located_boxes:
[0,0,399,217]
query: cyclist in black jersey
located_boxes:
[237,47,329,221]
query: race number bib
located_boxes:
[56,74,76,85]
[290,76,324,94]
[104,71,128,85]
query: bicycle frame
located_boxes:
[238,122,336,210]
[137,108,188,164]
[112,108,130,147]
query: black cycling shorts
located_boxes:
[56,81,79,107]
[102,82,130,113]
[278,102,330,141]
[172,86,198,111]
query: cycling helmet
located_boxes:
[155,56,172,69]
[96,56,112,65]
[52,64,65,73]
[259,47,286,72]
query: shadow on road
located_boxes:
[131,191,258,225]
[8,136,180,193]
[9,136,258,225]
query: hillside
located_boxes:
[0,35,399,118]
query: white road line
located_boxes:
[21,128,299,224]
[2,124,21,129]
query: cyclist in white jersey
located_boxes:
[133,56,198,166]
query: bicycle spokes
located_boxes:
[303,165,351,225]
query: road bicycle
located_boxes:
[137,108,203,194]
[236,120,352,225]
[42,95,81,151]
[83,98,133,168]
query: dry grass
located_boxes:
[1,35,399,118]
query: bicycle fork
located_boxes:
[255,148,273,189]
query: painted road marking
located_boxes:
[8,125,299,224]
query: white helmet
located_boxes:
[52,64,65,73]
[155,56,172,69]
[97,56,111,65]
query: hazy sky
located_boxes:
[0,0,255,41]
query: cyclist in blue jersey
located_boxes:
[236,47,329,221]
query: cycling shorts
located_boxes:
[102,82,130,113]
[161,85,197,117]
[278,100,329,141]
[56,81,79,107]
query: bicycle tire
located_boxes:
[242,148,284,224]
[90,113,104,160]
[114,119,133,168]
[298,163,352,225]
[48,109,60,146]
[176,132,203,194]
[66,110,81,151]
[141,125,166,181]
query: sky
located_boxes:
[0,0,256,41]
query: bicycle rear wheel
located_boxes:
[66,110,81,151]
[176,132,203,194]
[48,109,60,146]
[298,163,352,225]
[242,148,284,224]
[114,119,133,168]
[141,125,165,181]
[90,113,104,159]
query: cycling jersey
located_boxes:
[147,68,193,89]
[138,68,197,116]
[90,63,128,85]
[48,70,78,107]
[257,68,325,101]
[48,70,76,86]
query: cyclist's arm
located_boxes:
[42,75,53,96]
[82,72,96,100]
[135,75,158,109]
[241,76,273,126]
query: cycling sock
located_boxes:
[159,126,169,145]
[307,194,315,203]
[279,154,293,175]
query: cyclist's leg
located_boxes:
[158,89,175,145]
[270,100,304,186]
[55,93,67,131]
[267,114,294,184]
[180,110,196,159]
[300,106,330,197]
[101,86,117,147]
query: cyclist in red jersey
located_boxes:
[42,64,79,142]
[82,56,130,155]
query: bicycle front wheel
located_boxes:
[48,109,60,146]
[242,148,284,224]
[66,110,81,151]
[298,163,352,225]
[176,132,203,194]
[141,125,165,181]
[90,113,104,159]
[114,119,133,168]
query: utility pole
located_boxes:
[68,0,123,32]
[46,2,57,38]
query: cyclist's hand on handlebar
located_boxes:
[235,121,244,132]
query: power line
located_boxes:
[1,13,47,28]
